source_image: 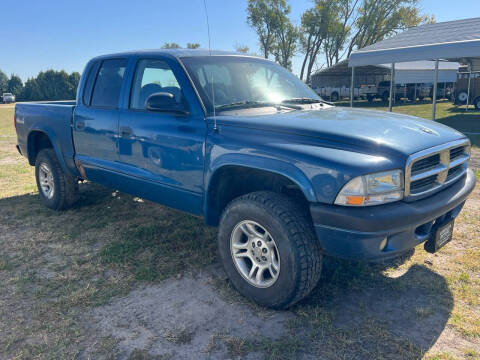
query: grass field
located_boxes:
[0,103,479,359]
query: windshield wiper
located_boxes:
[281,97,332,105]
[215,100,301,111]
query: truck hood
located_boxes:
[213,107,466,157]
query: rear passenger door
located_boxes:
[73,58,127,181]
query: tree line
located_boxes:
[247,0,434,83]
[0,69,80,101]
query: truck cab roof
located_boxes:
[90,48,253,62]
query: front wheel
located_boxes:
[217,191,323,309]
[35,148,79,210]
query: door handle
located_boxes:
[120,126,133,138]
[75,120,85,131]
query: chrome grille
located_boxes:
[450,146,465,160]
[411,154,440,174]
[405,139,470,200]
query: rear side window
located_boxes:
[90,59,127,108]
[82,61,100,105]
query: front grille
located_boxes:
[450,146,465,160]
[405,140,470,200]
[410,174,438,193]
[411,154,440,174]
[447,165,463,179]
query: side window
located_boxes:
[82,61,100,105]
[90,59,127,108]
[130,59,183,110]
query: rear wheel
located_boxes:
[473,97,480,110]
[330,92,339,102]
[35,148,79,210]
[456,91,469,105]
[382,91,389,102]
[217,191,323,309]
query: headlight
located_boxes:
[334,170,404,206]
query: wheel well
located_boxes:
[27,131,53,165]
[205,166,310,226]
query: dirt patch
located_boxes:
[85,268,292,359]
[470,147,480,170]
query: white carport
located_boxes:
[382,61,459,84]
[348,17,480,120]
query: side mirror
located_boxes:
[145,92,188,114]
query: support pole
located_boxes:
[414,83,417,102]
[466,67,472,112]
[389,63,395,112]
[350,66,355,108]
[432,59,439,121]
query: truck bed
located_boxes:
[15,101,78,175]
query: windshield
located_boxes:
[181,56,321,113]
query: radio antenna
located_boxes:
[203,0,217,132]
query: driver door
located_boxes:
[117,58,206,213]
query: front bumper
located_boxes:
[310,169,476,261]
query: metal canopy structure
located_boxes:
[347,17,480,119]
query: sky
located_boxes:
[1,0,479,82]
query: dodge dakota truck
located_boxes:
[15,49,476,309]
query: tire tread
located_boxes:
[222,191,322,308]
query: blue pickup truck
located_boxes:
[15,49,476,308]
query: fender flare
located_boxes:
[205,153,317,204]
[27,126,68,172]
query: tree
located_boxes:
[247,0,290,59]
[346,0,433,57]
[162,42,181,49]
[323,0,357,66]
[7,74,23,97]
[235,44,250,53]
[21,78,41,101]
[0,70,8,94]
[18,70,80,101]
[68,72,81,99]
[186,43,201,49]
[296,0,432,82]
[298,2,334,82]
[272,22,298,70]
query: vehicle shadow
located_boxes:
[296,255,453,358]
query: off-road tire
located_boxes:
[217,191,323,309]
[35,148,79,210]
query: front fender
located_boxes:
[206,153,317,202]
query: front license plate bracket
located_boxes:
[424,220,454,254]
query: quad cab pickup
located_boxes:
[15,50,476,309]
